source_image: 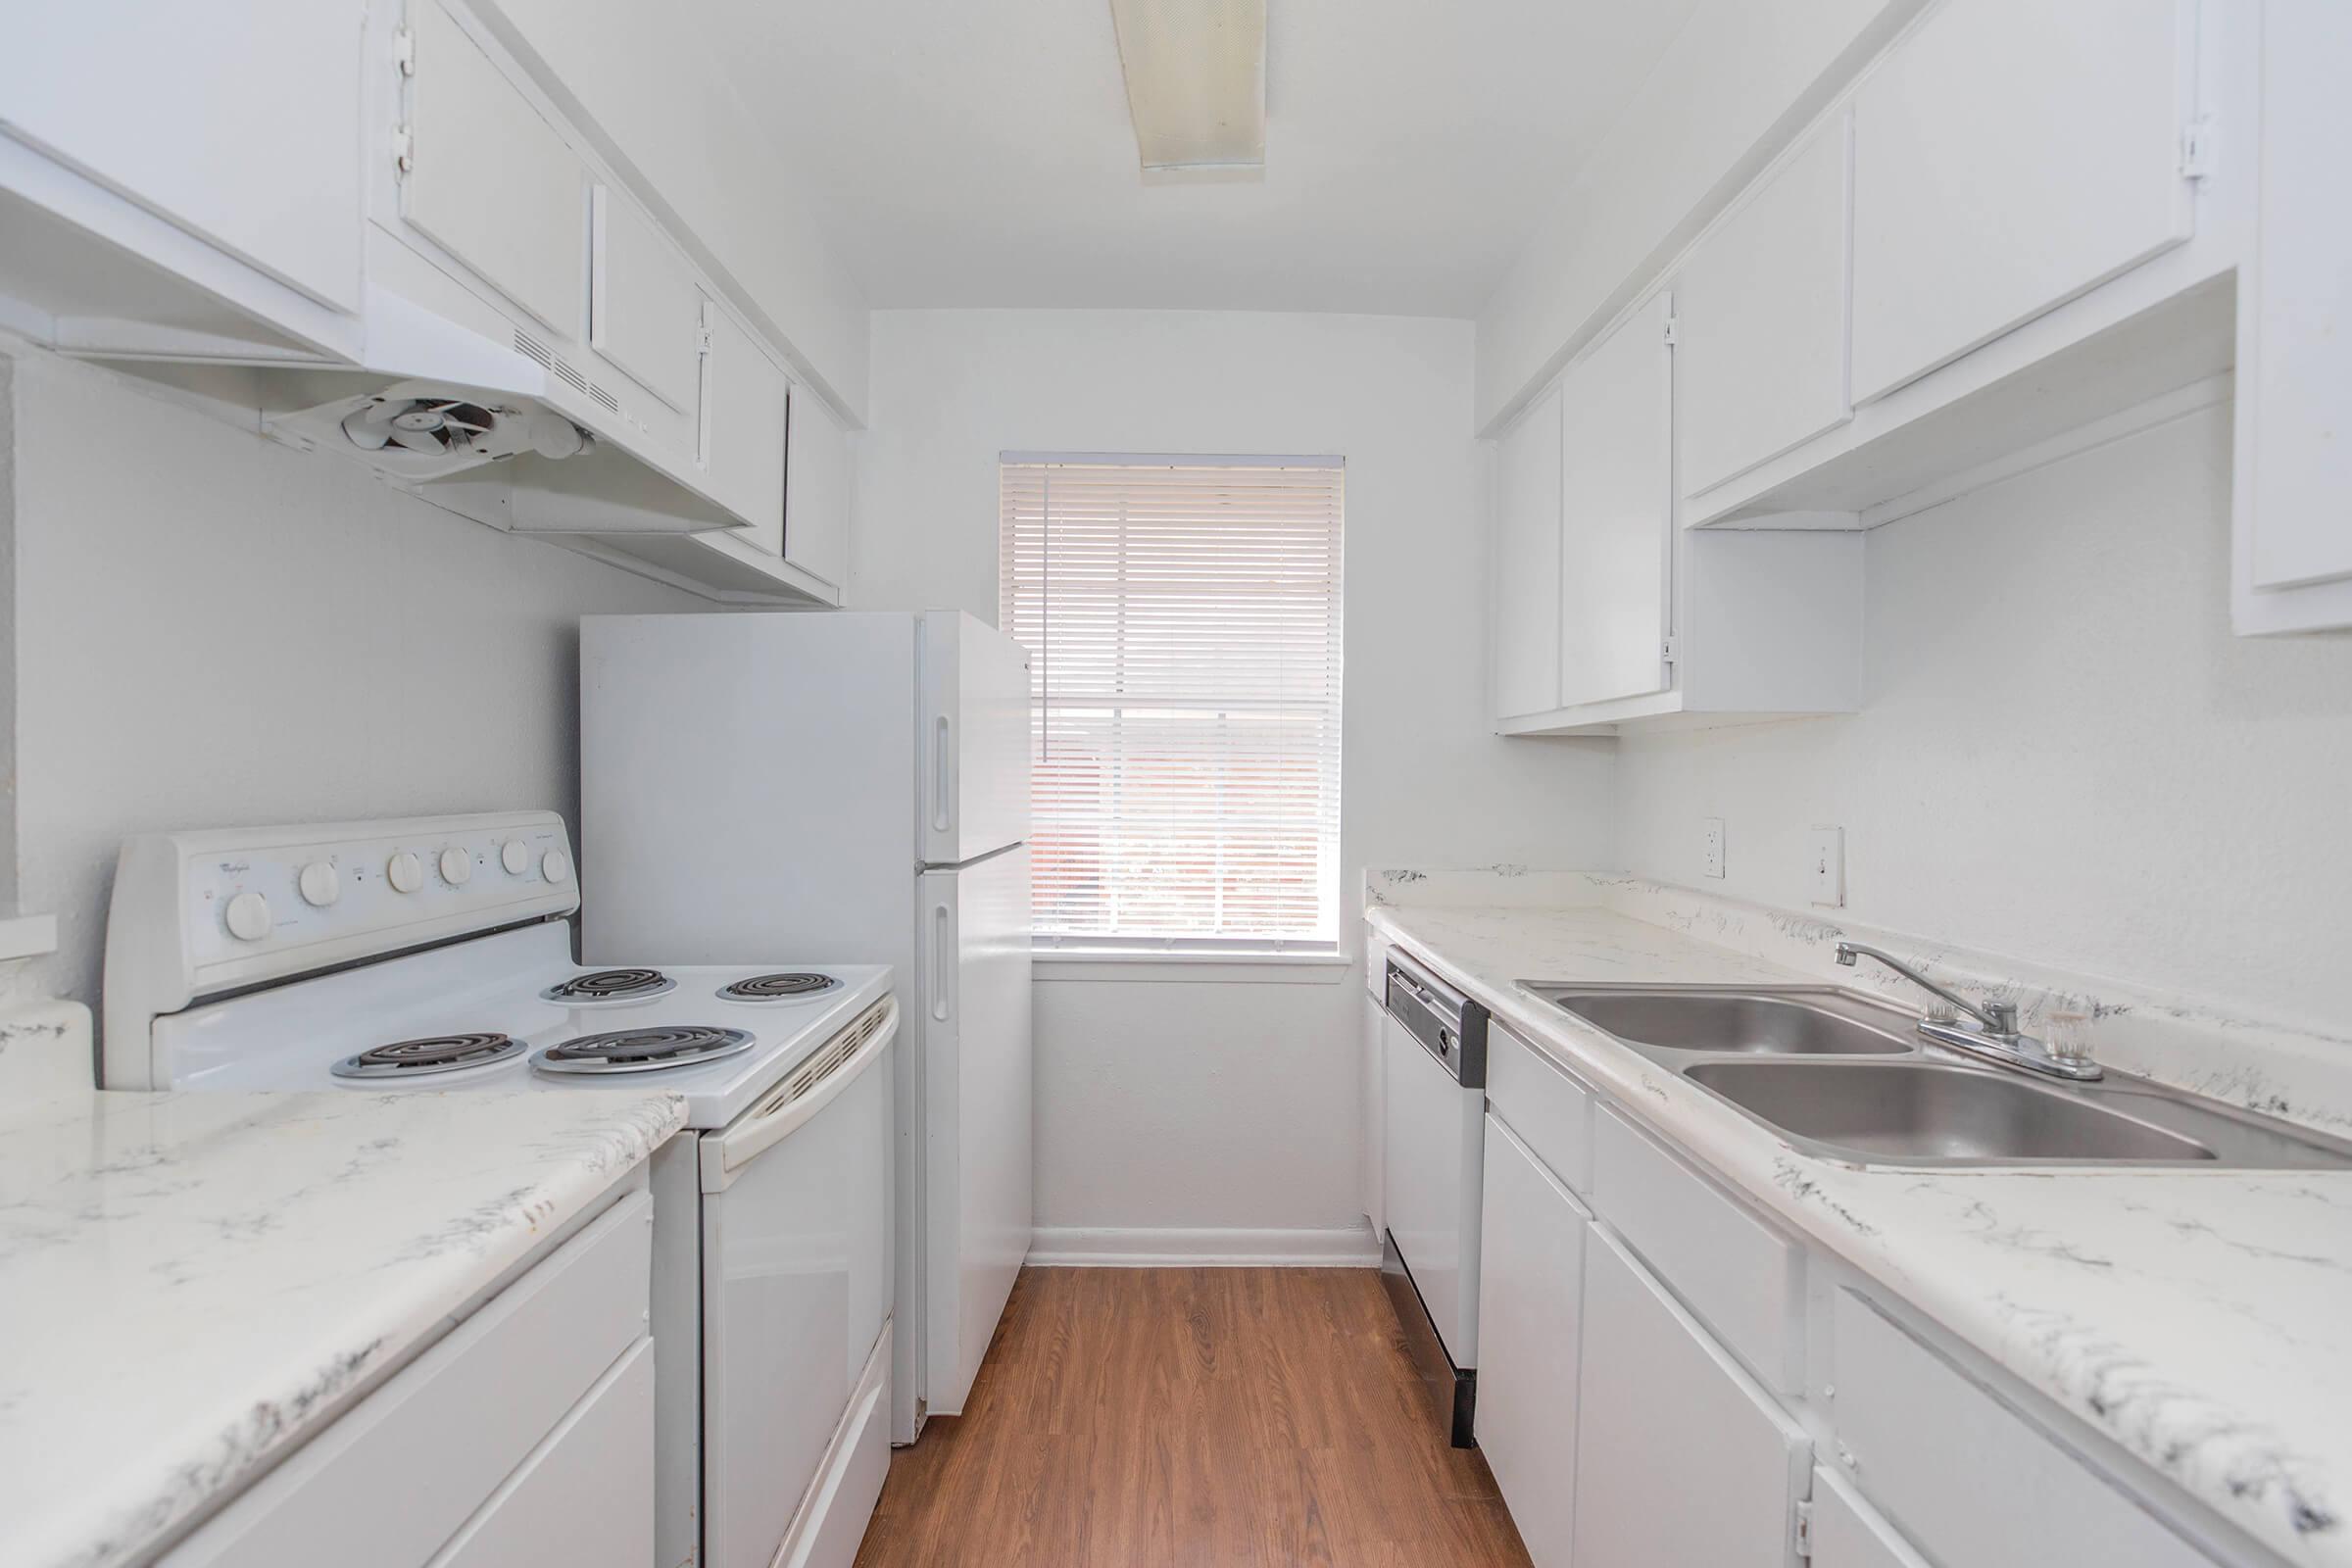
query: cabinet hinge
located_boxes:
[1661,315,1679,346]
[2180,116,2217,180]
[392,24,416,76]
[391,124,414,177]
[1792,1498,1814,1559]
[1661,634,1679,665]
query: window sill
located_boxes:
[1032,948,1354,985]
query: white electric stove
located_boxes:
[103,809,899,1568]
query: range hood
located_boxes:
[90,279,748,538]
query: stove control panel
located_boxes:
[104,810,580,1088]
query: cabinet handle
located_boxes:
[931,903,952,1022]
[932,715,954,835]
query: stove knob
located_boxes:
[500,839,530,876]
[386,851,423,894]
[439,847,473,886]
[224,891,272,942]
[541,849,573,884]
[297,860,341,907]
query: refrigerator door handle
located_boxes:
[932,714,955,836]
[931,900,954,1022]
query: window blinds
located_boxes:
[999,458,1345,948]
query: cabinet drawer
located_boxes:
[433,1337,655,1568]
[1591,1103,1800,1392]
[166,1189,653,1568]
[1485,1023,1592,1196]
[1831,1290,2214,1568]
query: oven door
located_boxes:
[699,1004,895,1568]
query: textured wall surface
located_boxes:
[7,352,701,1010]
[1615,404,2352,1037]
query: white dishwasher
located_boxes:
[1378,949,1490,1447]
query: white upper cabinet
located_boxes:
[402,0,585,335]
[0,1,365,315]
[591,187,706,416]
[1678,113,1852,496]
[784,385,852,593]
[1849,0,2197,404]
[701,298,788,553]
[1557,293,1674,710]
[2235,0,2352,632]
[1493,386,1564,720]
[1573,1225,1811,1568]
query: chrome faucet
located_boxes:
[1835,942,2100,1082]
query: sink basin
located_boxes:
[1533,987,1912,1055]
[1685,1060,2216,1164]
[1518,981,2352,1168]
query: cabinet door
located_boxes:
[1573,1225,1810,1568]
[1557,293,1674,710]
[0,1,364,311]
[1493,385,1564,719]
[590,187,705,415]
[1361,990,1386,1236]
[785,385,852,591]
[1810,1468,1932,1568]
[403,0,585,334]
[2241,0,2352,613]
[702,300,788,551]
[1678,113,1852,495]
[1477,1113,1589,1568]
[1849,0,2195,403]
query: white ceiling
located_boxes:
[686,0,1705,318]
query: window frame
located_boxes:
[1000,451,1347,962]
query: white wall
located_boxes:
[5,350,702,1009]
[1475,0,1915,429]
[1615,403,2352,1038]
[856,309,1615,1249]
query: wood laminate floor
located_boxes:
[854,1266,1532,1567]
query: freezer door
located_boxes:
[919,612,1033,865]
[915,846,1033,1418]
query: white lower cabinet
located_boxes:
[1572,1224,1811,1568]
[1809,1467,1931,1568]
[1360,988,1386,1236]
[1830,1290,2214,1568]
[162,1189,654,1568]
[1475,1112,1588,1567]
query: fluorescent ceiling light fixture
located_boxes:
[1107,0,1267,182]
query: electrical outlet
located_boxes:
[1701,817,1726,879]
[1808,825,1844,906]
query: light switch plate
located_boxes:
[1702,817,1726,879]
[1808,825,1844,906]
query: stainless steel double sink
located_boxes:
[1521,983,2352,1169]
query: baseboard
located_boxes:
[1026,1224,1381,1268]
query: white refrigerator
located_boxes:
[581,610,1033,1445]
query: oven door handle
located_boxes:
[701,999,899,1193]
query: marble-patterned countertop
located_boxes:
[1369,903,2352,1568]
[0,1087,685,1568]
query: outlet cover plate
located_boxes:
[1702,817,1726,879]
[1809,825,1844,906]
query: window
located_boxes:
[1000,456,1344,951]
